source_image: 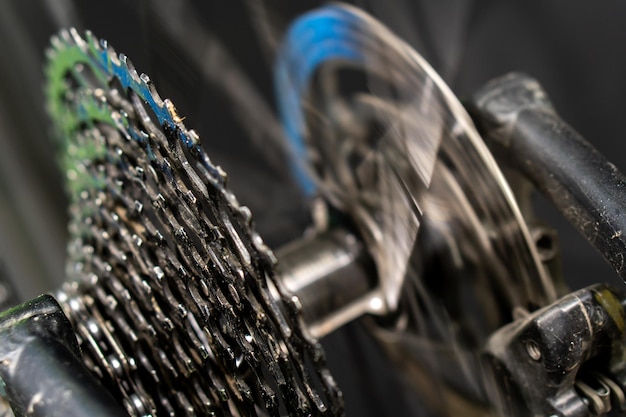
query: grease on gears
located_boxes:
[46,29,343,417]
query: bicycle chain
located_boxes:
[46,29,343,417]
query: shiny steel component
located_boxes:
[277,227,376,338]
[46,29,342,416]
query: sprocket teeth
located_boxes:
[101,40,119,66]
[59,28,72,44]
[85,31,98,47]
[69,28,86,49]
[119,54,141,84]
[162,99,179,123]
[140,73,164,108]
[186,129,200,146]
[50,35,63,50]
[46,28,344,417]
[238,205,252,224]
[45,47,56,61]
[252,232,275,262]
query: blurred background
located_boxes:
[0,1,625,415]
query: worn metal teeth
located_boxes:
[46,29,343,416]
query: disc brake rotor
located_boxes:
[275,4,556,323]
[275,6,559,413]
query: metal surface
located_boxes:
[277,227,376,338]
[46,29,342,416]
[275,5,556,324]
[484,284,626,417]
[0,295,127,417]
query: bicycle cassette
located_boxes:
[46,28,342,417]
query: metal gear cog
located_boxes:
[46,28,343,417]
